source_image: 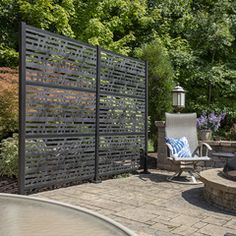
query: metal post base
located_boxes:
[92,179,102,184]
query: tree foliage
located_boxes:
[0,0,76,66]
[150,0,236,131]
[18,0,75,36]
[0,0,235,142]
[139,39,174,149]
[0,0,19,66]
[72,0,153,55]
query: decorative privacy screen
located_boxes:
[19,23,147,194]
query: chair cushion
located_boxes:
[165,136,192,158]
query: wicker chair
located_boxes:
[165,113,212,184]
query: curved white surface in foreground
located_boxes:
[0,193,136,236]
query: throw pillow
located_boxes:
[165,136,192,158]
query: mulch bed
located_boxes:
[0,176,18,194]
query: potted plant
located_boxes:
[197,112,226,140]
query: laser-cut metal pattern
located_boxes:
[100,50,145,98]
[25,86,96,136]
[99,95,145,134]
[99,51,146,174]
[24,137,95,190]
[25,26,97,91]
[99,135,145,176]
[19,23,147,193]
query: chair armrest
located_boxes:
[199,142,212,157]
[200,142,212,151]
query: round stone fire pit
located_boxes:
[200,168,236,212]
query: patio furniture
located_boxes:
[165,113,212,184]
[0,193,136,236]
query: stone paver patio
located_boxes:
[34,170,236,236]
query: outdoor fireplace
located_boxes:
[223,157,236,181]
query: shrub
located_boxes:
[0,47,19,67]
[0,133,18,177]
[0,67,18,140]
[0,134,49,178]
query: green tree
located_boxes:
[150,0,236,131]
[18,0,75,37]
[0,0,76,66]
[184,0,236,122]
[72,0,153,55]
[0,0,19,66]
[1,0,235,141]
[139,39,174,150]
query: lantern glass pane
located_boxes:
[177,93,181,106]
[180,93,185,107]
[172,93,178,106]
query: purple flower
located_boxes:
[197,111,226,132]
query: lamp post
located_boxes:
[172,84,185,112]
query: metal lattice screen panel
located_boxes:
[19,23,147,193]
[98,50,146,176]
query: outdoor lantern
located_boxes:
[172,84,185,112]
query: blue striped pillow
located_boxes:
[165,137,191,158]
